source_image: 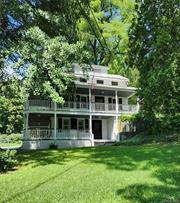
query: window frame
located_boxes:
[111,81,118,86]
[96,80,104,84]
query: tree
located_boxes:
[129,0,180,132]
[0,0,90,103]
[77,0,137,77]
[0,78,24,134]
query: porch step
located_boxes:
[94,140,116,146]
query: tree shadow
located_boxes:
[13,144,179,202]
[116,183,179,203]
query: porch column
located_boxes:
[25,113,29,140]
[115,90,119,141]
[89,114,94,146]
[89,88,92,112]
[89,88,94,146]
[54,102,57,140]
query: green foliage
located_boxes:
[0,1,91,102]
[0,134,22,143]
[0,78,24,134]
[120,114,138,122]
[129,0,180,132]
[0,150,18,173]
[117,132,180,146]
[78,0,139,85]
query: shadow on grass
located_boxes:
[116,183,179,203]
[13,144,180,202]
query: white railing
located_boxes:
[91,103,116,112]
[27,100,138,113]
[57,102,89,110]
[119,105,138,112]
[28,100,53,111]
[26,129,90,140]
[57,130,91,140]
[28,129,54,139]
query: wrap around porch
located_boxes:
[24,114,118,144]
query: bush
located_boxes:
[0,150,18,173]
[115,132,180,146]
[0,134,22,143]
[49,143,58,149]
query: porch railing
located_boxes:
[28,129,54,139]
[26,129,91,140]
[27,100,138,113]
[57,102,89,110]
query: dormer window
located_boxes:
[112,81,118,86]
[97,80,104,84]
[79,78,87,83]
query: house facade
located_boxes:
[23,64,139,149]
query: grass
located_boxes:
[0,144,179,203]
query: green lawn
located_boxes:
[0,144,179,203]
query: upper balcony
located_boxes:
[25,100,138,114]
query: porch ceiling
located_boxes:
[76,87,135,97]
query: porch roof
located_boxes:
[76,86,136,97]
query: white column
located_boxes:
[89,114,94,146]
[89,88,94,146]
[54,102,57,140]
[115,91,119,141]
[89,88,92,112]
[25,113,29,140]
[115,90,118,114]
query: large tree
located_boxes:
[0,0,91,133]
[77,0,137,77]
[129,0,180,132]
[0,0,90,103]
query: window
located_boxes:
[119,98,122,104]
[79,78,87,83]
[58,118,62,129]
[71,118,77,129]
[112,81,118,86]
[78,119,84,131]
[63,119,70,129]
[85,119,89,132]
[96,80,104,84]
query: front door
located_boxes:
[92,120,102,139]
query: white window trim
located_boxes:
[77,119,85,131]
[62,118,70,130]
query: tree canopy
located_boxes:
[129,0,180,132]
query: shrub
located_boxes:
[0,134,22,143]
[49,143,58,149]
[0,150,18,173]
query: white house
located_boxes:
[22,64,138,149]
